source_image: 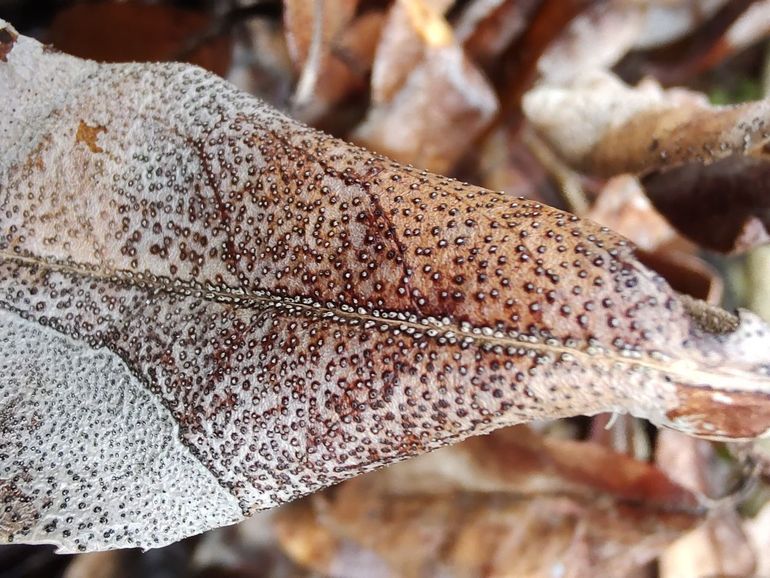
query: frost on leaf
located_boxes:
[523,70,770,252]
[2,19,770,553]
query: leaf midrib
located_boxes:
[0,250,762,393]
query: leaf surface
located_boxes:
[2,20,770,552]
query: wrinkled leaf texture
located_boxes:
[1,21,770,553]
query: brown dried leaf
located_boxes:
[634,0,765,83]
[283,0,359,67]
[454,0,539,67]
[475,126,558,203]
[587,175,678,253]
[353,41,498,172]
[48,1,233,76]
[656,430,757,578]
[3,20,770,553]
[380,426,700,508]
[283,0,367,117]
[369,0,454,105]
[632,0,729,51]
[275,428,702,578]
[353,1,498,172]
[63,551,124,578]
[642,156,770,253]
[587,176,723,303]
[524,71,714,176]
[524,71,770,252]
[536,2,647,84]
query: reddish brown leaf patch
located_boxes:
[48,2,232,76]
[0,25,16,62]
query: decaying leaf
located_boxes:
[642,156,770,253]
[587,176,723,304]
[536,1,647,85]
[48,1,233,77]
[3,20,770,554]
[353,0,498,173]
[275,427,702,578]
[656,429,758,578]
[524,70,770,252]
[368,0,454,105]
[283,0,381,119]
[454,0,539,67]
[631,0,728,51]
[587,175,678,253]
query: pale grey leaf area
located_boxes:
[0,308,242,553]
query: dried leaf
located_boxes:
[587,176,723,303]
[3,20,770,553]
[353,40,498,172]
[454,0,539,67]
[536,2,647,84]
[587,175,678,253]
[489,0,596,129]
[275,428,702,578]
[523,70,723,176]
[524,71,770,252]
[63,551,124,578]
[642,156,770,253]
[374,426,700,508]
[656,429,757,578]
[48,1,233,76]
[640,0,764,82]
[353,1,498,172]
[745,497,770,575]
[283,0,365,117]
[632,0,728,51]
[369,0,454,105]
[638,249,724,305]
[475,126,559,204]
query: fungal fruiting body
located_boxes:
[1,20,770,552]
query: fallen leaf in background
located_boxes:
[631,0,770,85]
[536,1,646,85]
[4,16,770,555]
[375,426,700,507]
[587,176,723,303]
[369,0,454,105]
[474,125,560,205]
[63,551,123,578]
[656,429,758,578]
[353,0,498,172]
[726,0,770,60]
[275,427,701,578]
[283,0,362,118]
[190,511,309,577]
[227,17,294,108]
[523,70,719,176]
[638,249,724,304]
[48,1,233,76]
[490,0,597,129]
[745,496,770,576]
[642,156,770,253]
[454,0,539,68]
[524,70,770,252]
[587,175,678,253]
[631,0,728,51]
